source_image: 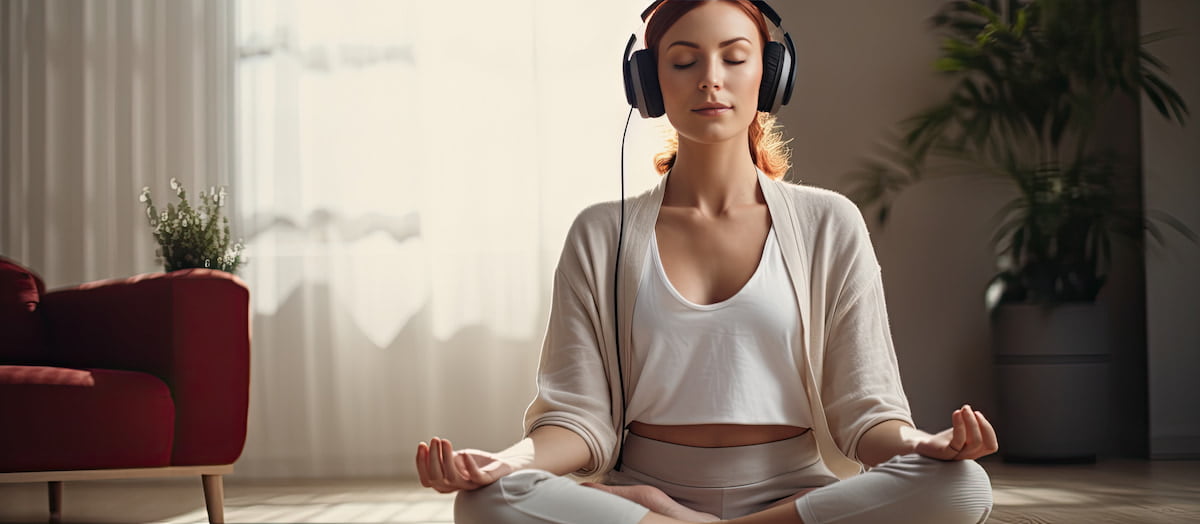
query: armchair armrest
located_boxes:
[39,269,251,466]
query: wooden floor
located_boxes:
[0,458,1196,523]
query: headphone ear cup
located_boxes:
[623,52,638,108]
[758,41,785,113]
[630,49,665,118]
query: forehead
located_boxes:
[658,2,763,51]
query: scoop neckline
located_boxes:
[651,226,775,311]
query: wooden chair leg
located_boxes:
[47,481,63,523]
[201,474,225,524]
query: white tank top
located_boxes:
[627,225,811,427]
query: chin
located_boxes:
[668,112,755,145]
[674,123,751,146]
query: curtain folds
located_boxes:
[3,0,663,479]
[234,0,665,478]
[1,0,235,287]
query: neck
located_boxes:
[665,131,760,217]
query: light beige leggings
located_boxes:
[456,431,993,524]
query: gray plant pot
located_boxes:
[992,302,1111,462]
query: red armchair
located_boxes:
[0,257,250,524]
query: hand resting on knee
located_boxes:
[415,425,592,494]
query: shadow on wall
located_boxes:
[236,276,541,479]
[243,209,422,246]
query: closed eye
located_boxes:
[672,60,746,70]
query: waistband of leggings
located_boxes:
[618,429,823,488]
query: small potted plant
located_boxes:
[140,178,245,274]
[845,0,1191,461]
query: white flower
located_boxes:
[170,178,180,191]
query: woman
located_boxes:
[415,1,997,522]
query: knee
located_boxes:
[920,458,994,523]
[454,469,559,524]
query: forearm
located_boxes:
[855,419,924,467]
[498,425,592,476]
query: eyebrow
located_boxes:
[666,37,752,50]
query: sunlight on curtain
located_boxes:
[236,0,667,477]
[1,0,233,288]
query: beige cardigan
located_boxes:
[524,169,912,480]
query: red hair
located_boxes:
[643,0,792,180]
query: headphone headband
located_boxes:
[623,0,797,118]
[641,0,783,26]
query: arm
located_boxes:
[823,197,996,469]
[415,424,591,493]
[857,406,998,467]
[417,209,618,492]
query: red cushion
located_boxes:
[0,258,47,364]
[0,365,175,472]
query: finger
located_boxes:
[949,408,967,453]
[963,405,983,455]
[415,442,432,487]
[428,438,445,483]
[440,438,462,485]
[461,452,490,485]
[976,411,999,456]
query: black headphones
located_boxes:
[621,0,797,119]
[613,0,796,470]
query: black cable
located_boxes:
[614,105,633,470]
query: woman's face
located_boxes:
[656,1,763,146]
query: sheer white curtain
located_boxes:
[0,0,234,287]
[235,0,666,478]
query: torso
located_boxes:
[633,186,809,447]
[628,422,810,447]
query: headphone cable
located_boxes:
[614,105,633,469]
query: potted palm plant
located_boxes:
[846,0,1191,461]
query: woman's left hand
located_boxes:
[913,404,999,461]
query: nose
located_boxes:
[699,59,723,92]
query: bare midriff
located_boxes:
[628,422,810,447]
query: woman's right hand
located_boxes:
[415,437,519,493]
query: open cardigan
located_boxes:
[523,169,913,480]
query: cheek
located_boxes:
[731,66,763,93]
[659,69,690,95]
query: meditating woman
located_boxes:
[415,1,997,522]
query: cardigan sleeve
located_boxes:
[819,201,914,463]
[522,222,618,477]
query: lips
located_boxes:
[693,107,731,117]
[692,101,732,116]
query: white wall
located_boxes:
[1141,0,1200,458]
[772,0,1159,455]
[772,0,1005,432]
